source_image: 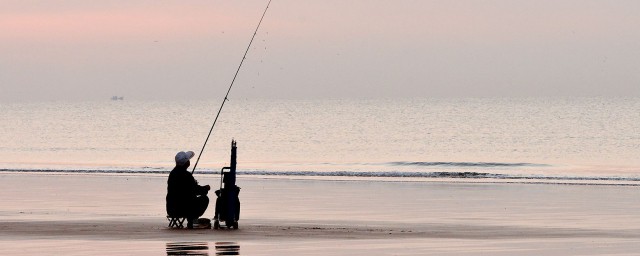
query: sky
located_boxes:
[1,0,639,102]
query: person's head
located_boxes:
[175,151,195,168]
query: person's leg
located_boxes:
[194,195,209,217]
[186,196,210,228]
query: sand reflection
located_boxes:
[166,242,239,255]
[215,242,240,255]
[166,242,210,255]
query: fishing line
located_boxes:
[192,0,272,174]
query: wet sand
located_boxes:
[1,173,639,255]
[1,218,638,241]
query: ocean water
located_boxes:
[1,97,639,184]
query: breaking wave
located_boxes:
[388,161,548,167]
[239,170,640,182]
[242,170,503,178]
[1,168,639,184]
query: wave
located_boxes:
[388,161,549,167]
[242,170,502,178]
[1,168,638,183]
[0,168,183,175]
[239,170,640,182]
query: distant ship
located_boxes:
[111,96,124,101]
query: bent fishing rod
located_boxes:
[192,0,272,174]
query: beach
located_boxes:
[1,173,639,255]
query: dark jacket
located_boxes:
[166,165,209,216]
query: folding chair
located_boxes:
[167,216,187,228]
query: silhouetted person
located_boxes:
[166,151,210,228]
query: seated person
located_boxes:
[166,151,210,228]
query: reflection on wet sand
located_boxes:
[215,242,240,255]
[166,242,240,255]
[166,242,209,256]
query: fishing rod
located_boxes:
[192,0,272,174]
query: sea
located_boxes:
[1,97,639,185]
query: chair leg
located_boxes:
[167,217,186,228]
[168,217,176,228]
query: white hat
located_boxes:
[175,151,195,166]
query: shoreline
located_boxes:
[1,171,639,187]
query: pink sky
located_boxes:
[1,1,639,101]
[1,4,255,42]
[2,1,633,43]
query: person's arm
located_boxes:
[187,172,211,196]
[189,173,210,195]
[195,184,210,195]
